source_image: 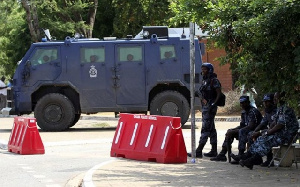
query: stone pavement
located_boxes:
[78,116,300,187]
[83,157,300,187]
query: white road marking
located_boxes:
[82,159,116,187]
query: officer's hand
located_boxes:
[251,132,260,139]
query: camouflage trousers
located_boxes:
[199,109,217,145]
[247,129,268,147]
[249,134,282,157]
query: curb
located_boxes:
[0,114,241,122]
[82,159,116,187]
[79,116,241,122]
[188,117,241,122]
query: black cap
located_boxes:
[239,96,250,103]
[263,93,274,102]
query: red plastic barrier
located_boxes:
[110,113,187,163]
[8,117,45,155]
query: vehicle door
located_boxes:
[115,44,146,105]
[23,46,62,87]
[79,44,115,108]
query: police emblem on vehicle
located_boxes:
[89,65,97,78]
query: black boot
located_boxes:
[210,146,227,162]
[261,151,274,167]
[239,153,262,170]
[204,143,217,157]
[238,149,245,156]
[230,150,248,162]
[187,143,204,158]
[230,149,245,164]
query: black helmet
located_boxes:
[263,93,274,102]
[201,62,214,73]
[239,96,250,103]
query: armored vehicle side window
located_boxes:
[118,46,142,62]
[80,47,105,63]
[30,48,58,66]
[160,45,176,60]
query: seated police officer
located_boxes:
[211,96,262,163]
[239,92,299,169]
[231,93,277,166]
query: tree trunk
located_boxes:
[86,0,98,38]
[21,0,41,42]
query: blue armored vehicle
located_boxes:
[9,26,203,131]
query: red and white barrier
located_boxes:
[8,117,45,155]
[110,113,187,163]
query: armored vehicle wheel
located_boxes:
[150,91,190,125]
[69,114,81,127]
[34,93,75,131]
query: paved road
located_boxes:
[0,117,118,187]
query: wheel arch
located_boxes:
[31,84,80,114]
[148,83,190,110]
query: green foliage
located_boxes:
[93,0,115,37]
[0,1,31,78]
[112,0,174,37]
[170,0,300,114]
[36,0,97,39]
[112,0,144,37]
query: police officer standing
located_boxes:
[188,63,221,158]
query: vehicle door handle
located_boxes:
[111,67,120,72]
[112,75,120,80]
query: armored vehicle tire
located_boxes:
[150,91,190,125]
[34,93,75,131]
[69,114,81,127]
